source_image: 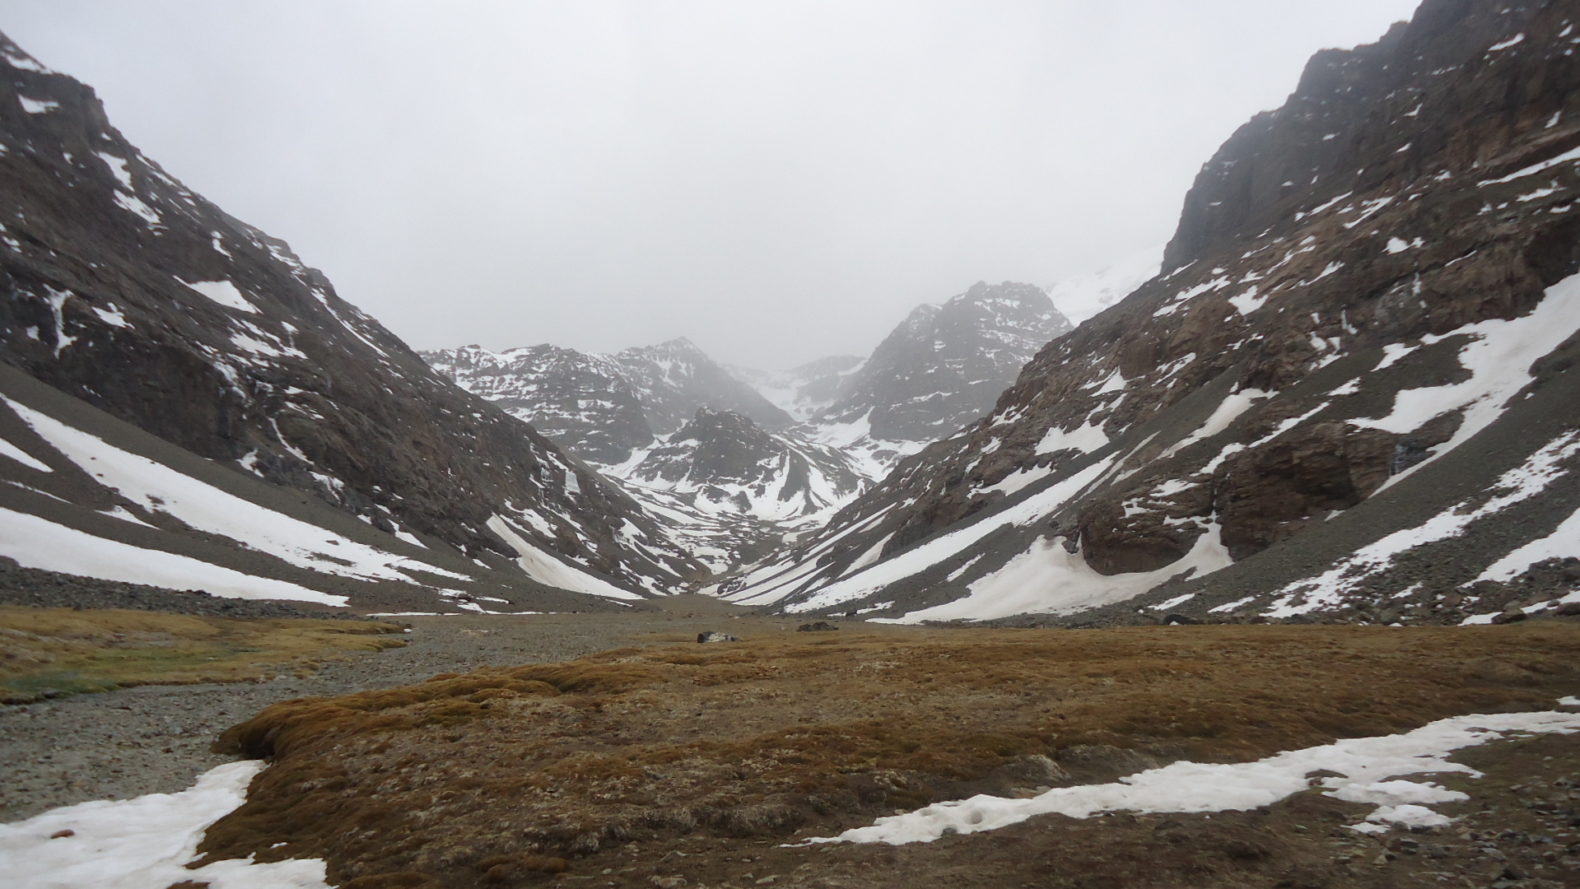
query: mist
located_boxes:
[3,0,1421,368]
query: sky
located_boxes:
[3,0,1423,369]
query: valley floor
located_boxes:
[1,600,1578,889]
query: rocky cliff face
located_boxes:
[424,337,791,466]
[818,282,1073,442]
[0,33,705,605]
[726,0,1580,627]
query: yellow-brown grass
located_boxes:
[200,623,1580,887]
[0,606,407,702]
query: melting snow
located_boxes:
[5,397,466,586]
[809,710,1580,846]
[1478,145,1580,186]
[1036,418,1109,456]
[0,761,330,889]
[1268,431,1580,617]
[89,303,130,329]
[1487,33,1526,52]
[0,435,50,472]
[780,460,1115,613]
[1160,389,1269,460]
[1476,499,1580,583]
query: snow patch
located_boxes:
[179,278,257,314]
[879,524,1231,624]
[0,761,330,889]
[18,96,58,114]
[808,710,1580,846]
[0,506,346,605]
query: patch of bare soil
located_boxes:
[192,622,1580,888]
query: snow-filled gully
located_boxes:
[4,706,1577,886]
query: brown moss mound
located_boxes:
[200,624,1580,886]
[0,606,406,702]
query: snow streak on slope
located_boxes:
[6,397,465,586]
[485,515,641,601]
[729,459,1118,612]
[875,523,1232,625]
[0,507,348,606]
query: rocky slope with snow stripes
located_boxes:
[726,0,1580,626]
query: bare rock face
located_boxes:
[1078,481,1215,576]
[0,32,703,593]
[727,0,1580,623]
[1211,422,1395,560]
[819,282,1073,442]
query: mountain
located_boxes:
[423,337,791,465]
[422,344,654,464]
[816,281,1073,443]
[0,32,705,608]
[724,0,1580,627]
[615,338,794,434]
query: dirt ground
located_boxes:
[188,614,1580,889]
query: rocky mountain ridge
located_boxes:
[723,0,1580,627]
[424,281,1072,572]
[0,32,705,609]
[813,281,1073,443]
[422,337,791,466]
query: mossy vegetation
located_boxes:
[196,623,1580,887]
[0,606,407,702]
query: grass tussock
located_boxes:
[199,622,1580,886]
[0,606,406,703]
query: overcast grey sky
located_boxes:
[4,1,1421,369]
